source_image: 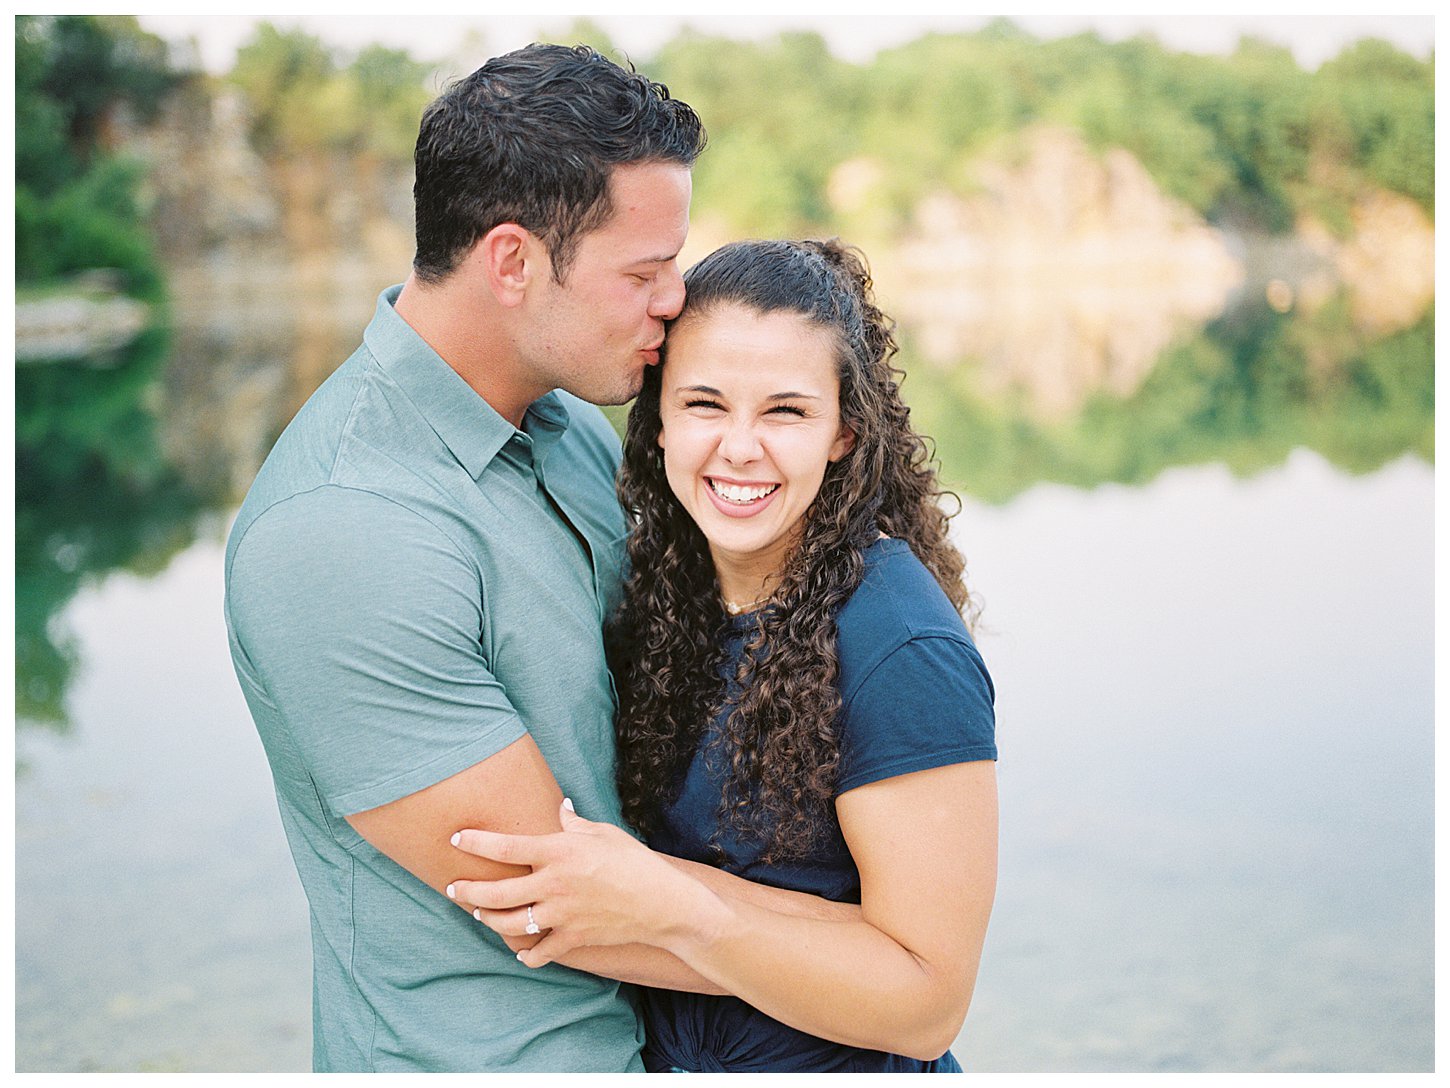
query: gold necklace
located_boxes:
[722,593,770,615]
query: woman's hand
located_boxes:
[446,799,719,967]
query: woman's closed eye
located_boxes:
[679,398,808,417]
[767,404,808,418]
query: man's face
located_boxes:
[522,161,691,406]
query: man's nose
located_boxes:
[648,263,686,320]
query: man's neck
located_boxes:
[393,273,540,428]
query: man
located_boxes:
[225,44,846,1073]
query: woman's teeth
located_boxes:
[709,479,779,504]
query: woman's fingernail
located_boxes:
[450,832,461,846]
[445,884,455,899]
[473,908,482,921]
[516,951,527,962]
[563,797,575,812]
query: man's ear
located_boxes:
[474,224,543,307]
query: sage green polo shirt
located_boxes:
[224,285,643,1072]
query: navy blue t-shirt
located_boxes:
[641,537,997,1073]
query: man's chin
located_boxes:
[576,376,644,408]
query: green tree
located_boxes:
[15,15,181,295]
[15,16,196,731]
[229,23,347,153]
[21,15,178,163]
[348,44,435,159]
[652,30,854,235]
[1315,40,1434,211]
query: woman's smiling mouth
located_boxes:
[706,477,781,516]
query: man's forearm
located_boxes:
[539,940,728,994]
[660,854,860,922]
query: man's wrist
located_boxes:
[659,876,734,960]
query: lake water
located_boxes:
[13,446,1433,1072]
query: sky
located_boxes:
[130,6,1437,73]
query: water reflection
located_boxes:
[10,251,1436,1072]
[11,265,1436,733]
[902,294,1433,504]
[15,325,210,734]
[13,450,1432,1071]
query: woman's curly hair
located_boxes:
[608,238,976,862]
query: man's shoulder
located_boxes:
[225,345,449,571]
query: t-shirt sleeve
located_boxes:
[226,485,528,815]
[835,635,997,796]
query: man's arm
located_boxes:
[660,856,860,923]
[502,841,861,991]
[344,733,561,890]
[341,734,711,991]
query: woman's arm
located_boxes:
[676,760,997,1058]
[450,760,997,1059]
[490,847,860,995]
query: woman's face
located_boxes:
[657,303,854,587]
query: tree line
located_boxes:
[15,15,1433,295]
[213,17,1434,240]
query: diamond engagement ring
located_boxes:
[525,904,541,935]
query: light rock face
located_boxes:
[870,126,1244,420]
[858,129,1435,422]
[1330,191,1435,337]
[15,293,151,363]
[115,86,417,500]
[1216,188,1434,345]
[123,82,414,334]
[126,86,281,253]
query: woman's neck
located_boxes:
[711,550,783,614]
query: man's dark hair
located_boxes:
[412,43,706,284]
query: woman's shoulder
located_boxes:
[832,538,996,790]
[839,537,971,640]
[834,537,980,693]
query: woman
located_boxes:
[449,239,997,1072]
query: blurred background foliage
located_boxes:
[906,306,1434,504]
[16,15,176,297]
[227,24,434,160]
[15,14,1432,292]
[16,16,203,727]
[18,16,1424,247]
[591,18,1433,238]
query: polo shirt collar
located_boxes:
[362,285,568,479]
[522,391,569,467]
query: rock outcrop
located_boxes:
[861,126,1244,420]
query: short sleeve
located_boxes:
[835,635,997,796]
[226,486,528,814]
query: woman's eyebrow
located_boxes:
[675,385,821,400]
